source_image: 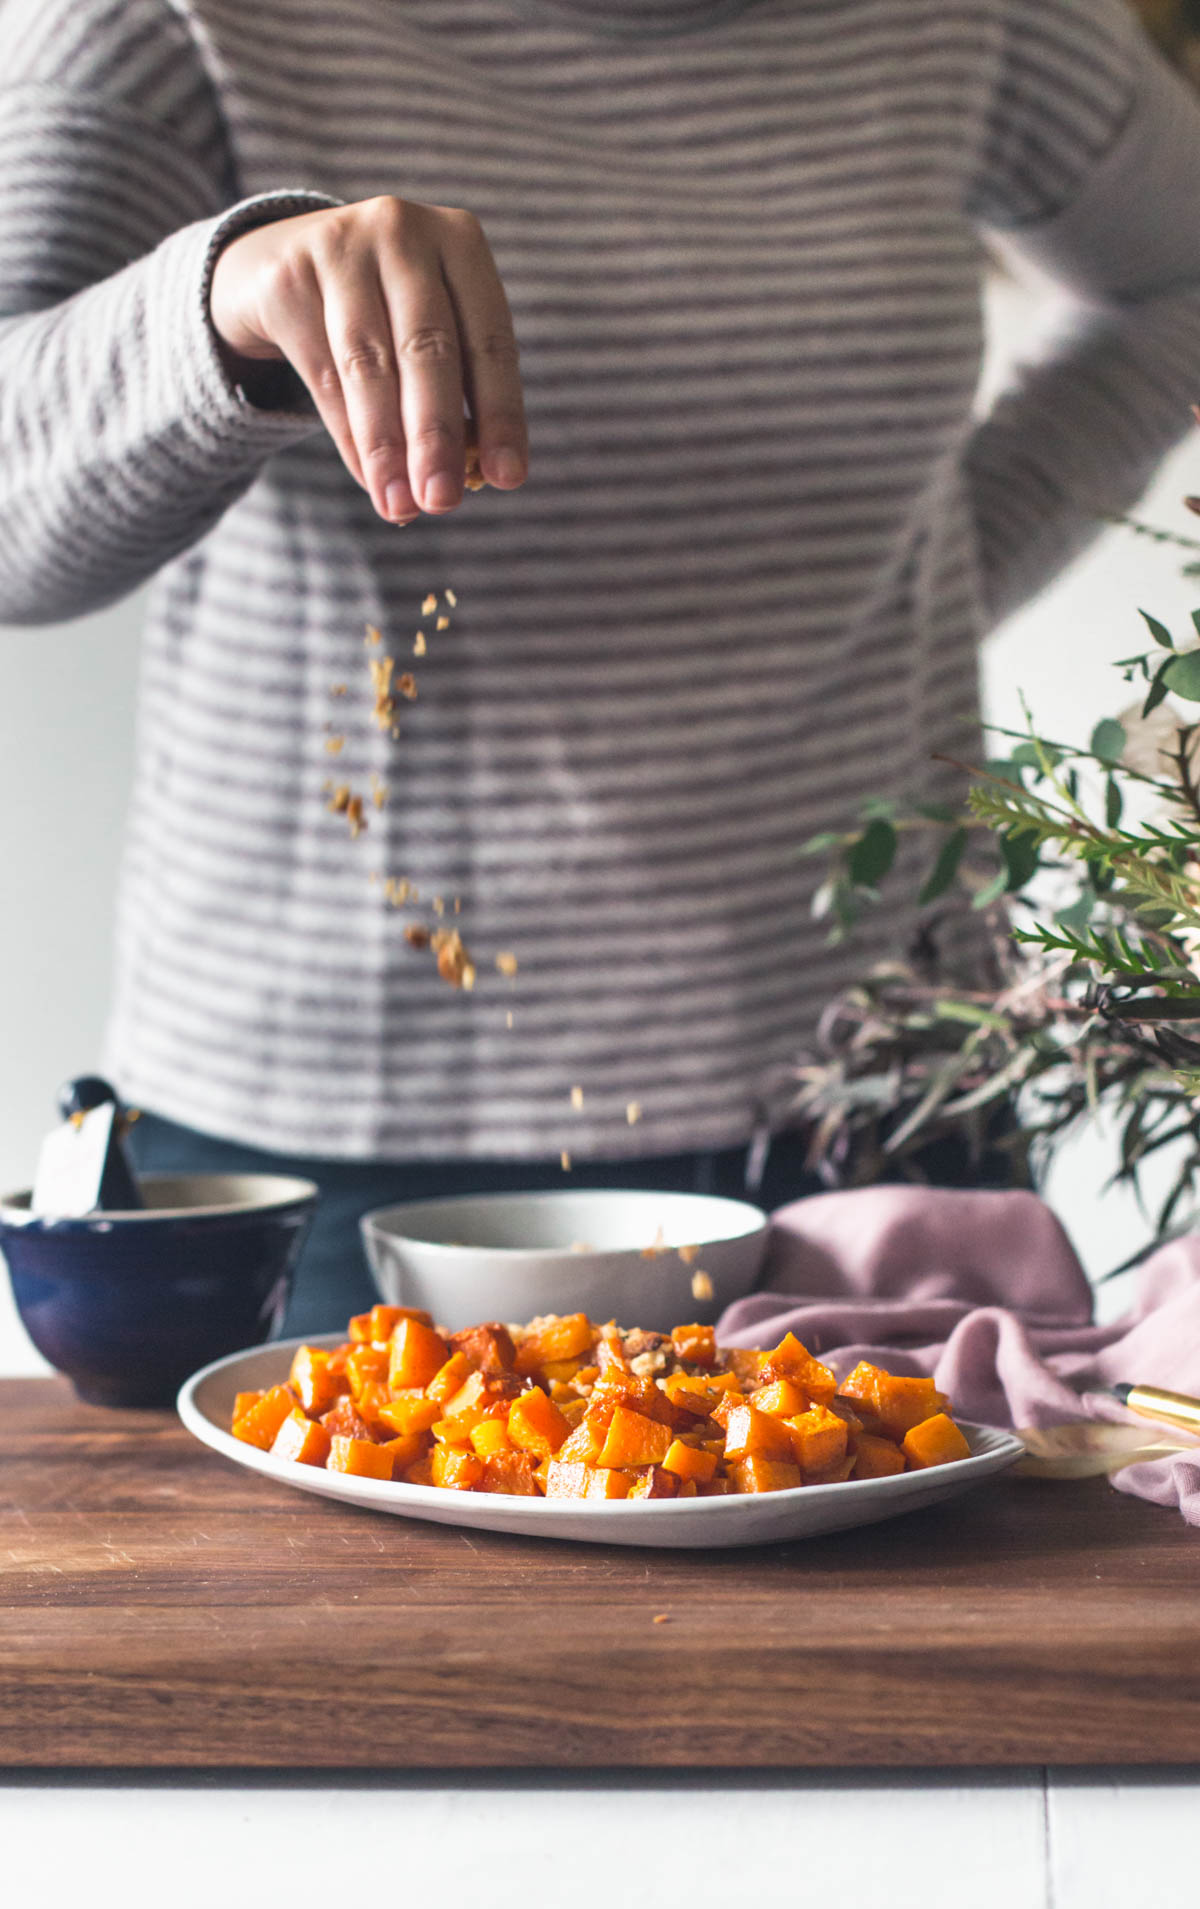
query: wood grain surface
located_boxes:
[2,1379,1198,1770]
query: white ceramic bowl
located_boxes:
[360,1187,770,1332]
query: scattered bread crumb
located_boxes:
[495,951,519,978]
[678,1243,699,1264]
[365,623,382,646]
[444,588,457,607]
[325,736,344,755]
[421,593,438,616]
[691,1270,714,1302]
[436,615,450,631]
[331,683,347,696]
[506,1010,514,1030]
[560,1149,572,1172]
[398,673,417,701]
[626,1100,642,1125]
[570,1085,584,1112]
[640,1225,667,1261]
[652,1614,671,1626]
[413,630,427,656]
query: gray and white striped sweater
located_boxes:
[3,0,1200,1162]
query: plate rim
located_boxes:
[177,1333,1026,1534]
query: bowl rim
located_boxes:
[360,1185,769,1257]
[0,1171,319,1226]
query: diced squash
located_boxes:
[378,1431,428,1472]
[447,1321,516,1373]
[288,1347,343,1416]
[729,1456,803,1494]
[231,1383,297,1451]
[785,1404,849,1476]
[507,1387,571,1458]
[327,1435,393,1480]
[345,1344,390,1396]
[348,1380,393,1436]
[584,1467,632,1500]
[388,1317,450,1390]
[558,1420,602,1464]
[514,1311,594,1374]
[671,1323,717,1367]
[721,1402,796,1465]
[752,1378,809,1420]
[349,1302,433,1343]
[596,1405,672,1470]
[544,1459,592,1499]
[232,1389,264,1421]
[902,1412,971,1469]
[759,1332,836,1402]
[662,1439,719,1484]
[270,1407,332,1468]
[851,1433,906,1480]
[401,1454,435,1487]
[320,1397,376,1442]
[873,1374,949,1440]
[375,1393,441,1438]
[425,1351,473,1406]
[626,1466,680,1500]
[431,1444,484,1490]
[441,1369,518,1429]
[469,1417,514,1460]
[479,1452,539,1496]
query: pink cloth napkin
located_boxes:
[715,1185,1200,1525]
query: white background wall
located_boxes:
[4,270,1200,1371]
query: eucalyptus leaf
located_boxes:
[1105,774,1123,827]
[1163,650,1200,702]
[847,818,897,888]
[1143,663,1172,718]
[1140,610,1176,650]
[918,826,968,905]
[1090,719,1126,765]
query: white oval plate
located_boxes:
[178,1336,1025,1550]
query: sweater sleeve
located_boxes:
[964,0,1200,626]
[0,0,334,626]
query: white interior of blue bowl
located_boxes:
[0,1172,318,1222]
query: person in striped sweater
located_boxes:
[4,0,1200,1329]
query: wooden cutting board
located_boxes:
[2,1378,1198,1769]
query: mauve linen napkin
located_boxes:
[715,1186,1200,1526]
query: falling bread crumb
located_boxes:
[626,1101,642,1125]
[570,1085,584,1112]
[421,593,438,616]
[560,1150,571,1172]
[691,1270,714,1303]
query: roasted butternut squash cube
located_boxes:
[544,1459,592,1498]
[759,1332,836,1402]
[388,1317,450,1390]
[597,1404,672,1470]
[729,1455,803,1494]
[375,1393,441,1438]
[447,1321,517,1373]
[232,1389,264,1422]
[671,1323,717,1367]
[585,1467,633,1500]
[557,1420,602,1464]
[514,1311,594,1375]
[626,1466,680,1499]
[270,1407,332,1468]
[425,1351,473,1406]
[288,1347,343,1416]
[785,1404,849,1476]
[507,1386,570,1458]
[431,1444,484,1491]
[378,1431,428,1473]
[345,1344,390,1396]
[349,1303,433,1343]
[231,1383,297,1451]
[479,1452,539,1496]
[401,1454,435,1487]
[469,1417,514,1460]
[351,1380,395,1437]
[721,1402,795,1465]
[327,1435,393,1480]
[873,1374,949,1440]
[320,1397,376,1442]
[902,1412,971,1469]
[662,1439,719,1484]
[851,1433,906,1479]
[442,1368,520,1429]
[752,1377,809,1420]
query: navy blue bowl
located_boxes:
[0,1173,317,1408]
